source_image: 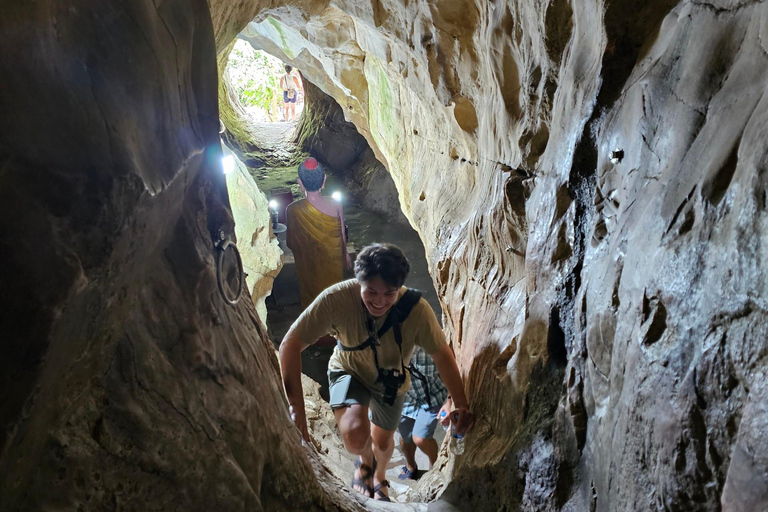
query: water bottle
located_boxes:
[440,411,449,432]
[440,411,465,455]
[450,410,466,455]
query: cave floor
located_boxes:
[243,150,445,503]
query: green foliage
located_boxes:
[226,41,284,121]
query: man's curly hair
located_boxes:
[354,243,410,288]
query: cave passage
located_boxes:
[225,39,305,123]
[220,54,447,502]
[5,0,766,510]
[259,164,446,503]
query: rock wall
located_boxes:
[223,146,283,321]
[0,2,357,511]
[1,0,766,511]
[292,80,408,223]
[219,1,768,510]
[347,147,410,224]
[295,80,370,171]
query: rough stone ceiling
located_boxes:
[0,0,766,511]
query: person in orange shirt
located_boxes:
[286,157,351,309]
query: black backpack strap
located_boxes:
[337,289,423,361]
[336,337,376,352]
[406,362,432,407]
[391,289,422,376]
[337,289,422,349]
[377,289,422,339]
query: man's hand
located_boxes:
[431,345,474,435]
[451,408,474,436]
[280,329,310,443]
[290,404,310,441]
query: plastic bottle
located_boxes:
[440,411,465,455]
[450,410,466,455]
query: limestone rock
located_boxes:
[2,0,768,510]
[295,82,370,171]
[223,146,283,321]
[220,1,768,510]
[0,2,358,511]
[347,148,410,225]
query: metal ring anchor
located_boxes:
[214,231,244,307]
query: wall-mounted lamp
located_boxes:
[332,191,343,202]
[268,200,279,230]
[268,199,287,234]
[221,155,236,175]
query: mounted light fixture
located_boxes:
[268,200,279,230]
[221,155,236,175]
[332,191,343,202]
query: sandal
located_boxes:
[351,457,377,498]
[398,465,418,480]
[373,480,391,502]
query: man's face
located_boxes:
[360,276,400,318]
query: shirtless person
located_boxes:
[280,65,301,121]
[286,157,351,309]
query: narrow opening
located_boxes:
[218,38,445,501]
[224,39,305,123]
[548,307,568,367]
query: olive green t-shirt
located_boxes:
[290,279,447,395]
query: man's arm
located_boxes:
[279,326,312,440]
[338,204,351,269]
[431,343,474,434]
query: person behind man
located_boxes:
[280,64,301,121]
[286,157,351,311]
[279,244,474,501]
[397,345,449,480]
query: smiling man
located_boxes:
[279,243,473,502]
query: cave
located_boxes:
[1,1,767,511]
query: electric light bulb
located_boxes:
[221,155,236,175]
[332,191,342,202]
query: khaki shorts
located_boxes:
[327,370,406,431]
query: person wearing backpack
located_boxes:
[279,64,301,121]
[279,243,474,502]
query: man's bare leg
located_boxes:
[413,436,439,469]
[334,406,375,496]
[400,437,418,473]
[371,424,396,499]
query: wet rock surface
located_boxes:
[1,0,767,511]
